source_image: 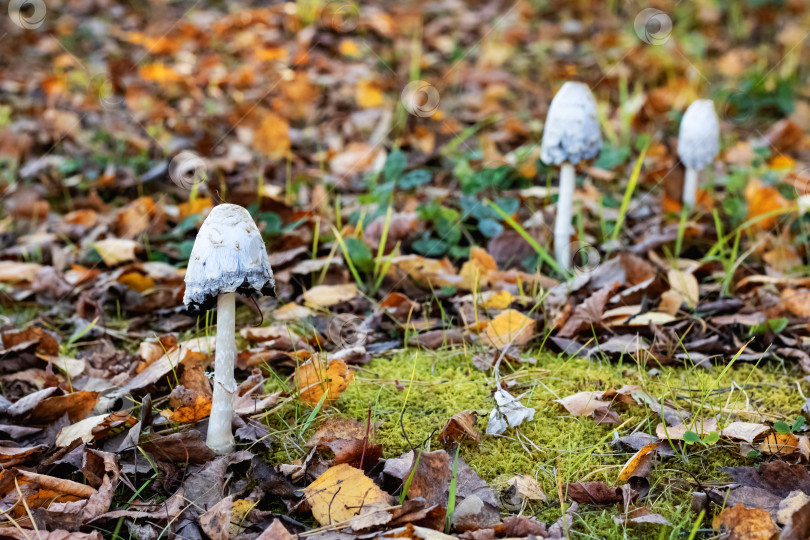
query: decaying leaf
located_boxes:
[440,411,481,445]
[486,388,535,435]
[713,503,779,540]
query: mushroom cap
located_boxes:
[678,99,719,170]
[183,204,275,311]
[540,82,603,166]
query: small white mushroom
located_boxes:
[540,82,602,271]
[678,99,719,209]
[184,204,275,454]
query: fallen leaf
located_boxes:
[486,388,535,435]
[483,309,535,348]
[303,464,392,526]
[617,441,659,483]
[713,504,779,540]
[440,411,481,445]
[667,269,699,308]
[760,432,799,456]
[0,261,43,283]
[782,289,810,318]
[557,391,611,417]
[303,283,359,309]
[294,357,354,405]
[94,238,139,266]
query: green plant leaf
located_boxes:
[683,430,701,444]
[343,237,374,273]
[792,416,806,433]
[704,431,720,445]
[398,169,431,189]
[774,421,791,435]
[384,150,407,183]
[478,218,503,238]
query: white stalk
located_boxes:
[683,167,699,209]
[554,162,575,270]
[207,292,236,454]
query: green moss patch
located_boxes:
[263,347,807,538]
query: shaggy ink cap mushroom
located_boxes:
[183,204,275,311]
[540,81,603,166]
[678,99,720,170]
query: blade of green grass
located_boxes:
[485,199,567,277]
[611,147,647,242]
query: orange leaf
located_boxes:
[294,358,354,405]
[713,504,778,540]
[253,111,290,161]
[745,178,789,229]
[167,393,212,423]
[617,441,658,482]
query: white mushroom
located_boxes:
[540,82,602,271]
[184,204,275,454]
[678,99,719,209]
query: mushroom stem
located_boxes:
[683,167,699,209]
[554,162,576,270]
[208,291,236,454]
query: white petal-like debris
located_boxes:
[183,204,275,310]
[486,388,536,435]
[540,81,603,166]
[678,99,719,170]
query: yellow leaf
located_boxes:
[294,358,354,405]
[483,309,535,348]
[459,246,498,289]
[178,198,213,221]
[339,39,360,56]
[482,290,513,310]
[303,464,392,526]
[617,442,658,482]
[357,78,383,108]
[769,155,795,170]
[118,272,156,293]
[253,111,290,161]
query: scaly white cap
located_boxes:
[183,204,275,310]
[541,82,603,166]
[678,99,719,170]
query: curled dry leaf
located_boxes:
[486,388,535,435]
[617,441,659,483]
[440,411,481,445]
[713,503,779,540]
[303,464,392,526]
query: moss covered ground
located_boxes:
[265,347,806,538]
